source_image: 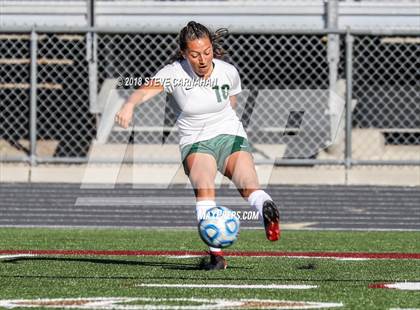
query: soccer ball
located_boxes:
[198,206,240,248]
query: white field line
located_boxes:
[333,257,370,261]
[0,297,343,309]
[136,283,317,290]
[0,253,374,261]
[0,254,37,261]
[385,282,420,291]
[167,255,370,261]
[167,255,201,259]
[0,253,376,261]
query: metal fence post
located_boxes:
[327,0,339,89]
[326,0,341,150]
[345,30,354,169]
[87,33,98,113]
[87,0,98,114]
[29,28,38,166]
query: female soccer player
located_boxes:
[115,21,280,270]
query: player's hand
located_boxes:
[115,102,135,128]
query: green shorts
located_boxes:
[181,134,252,175]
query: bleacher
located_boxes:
[1,0,418,161]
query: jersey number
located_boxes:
[212,84,230,103]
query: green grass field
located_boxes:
[0,228,419,309]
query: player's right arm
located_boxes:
[115,81,164,129]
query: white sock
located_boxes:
[247,190,272,216]
[196,200,216,221]
[208,246,222,253]
[196,200,222,253]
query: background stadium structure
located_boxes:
[0,0,419,167]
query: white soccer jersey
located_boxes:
[153,58,247,148]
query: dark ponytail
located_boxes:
[212,27,229,60]
[171,21,229,62]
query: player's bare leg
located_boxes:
[185,153,217,201]
[223,151,280,241]
[186,153,227,270]
[223,151,260,198]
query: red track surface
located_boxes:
[1,250,420,260]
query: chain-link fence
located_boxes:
[0,28,419,166]
[351,35,420,161]
[1,34,31,157]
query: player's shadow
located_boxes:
[2,256,244,271]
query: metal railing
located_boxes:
[0,26,419,167]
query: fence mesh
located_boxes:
[98,33,332,160]
[0,31,419,163]
[36,33,95,157]
[352,35,420,161]
[0,35,30,157]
